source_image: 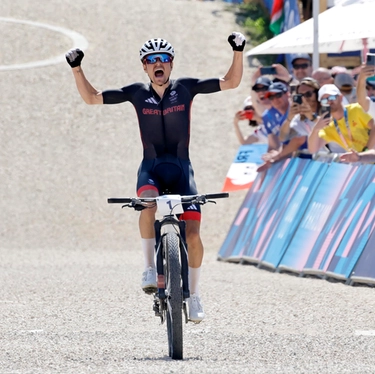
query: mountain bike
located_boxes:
[108,192,229,360]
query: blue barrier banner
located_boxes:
[243,158,307,265]
[325,174,375,279]
[261,159,327,269]
[304,164,375,278]
[217,173,266,261]
[278,162,353,273]
[350,217,375,284]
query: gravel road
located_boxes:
[1,0,375,372]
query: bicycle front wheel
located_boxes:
[163,232,183,360]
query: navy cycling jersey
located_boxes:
[102,78,221,160]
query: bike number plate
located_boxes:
[156,195,184,216]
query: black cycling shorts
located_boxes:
[136,154,201,221]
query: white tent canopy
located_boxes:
[246,0,375,56]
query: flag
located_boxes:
[270,0,284,35]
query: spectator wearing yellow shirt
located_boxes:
[308,84,375,154]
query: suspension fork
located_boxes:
[154,220,166,300]
[178,220,190,300]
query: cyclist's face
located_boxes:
[143,54,173,86]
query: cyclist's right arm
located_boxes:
[66,49,103,105]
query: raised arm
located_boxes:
[66,49,103,105]
[219,32,246,91]
[356,64,375,112]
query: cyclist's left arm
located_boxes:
[219,32,246,91]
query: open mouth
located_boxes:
[154,69,164,78]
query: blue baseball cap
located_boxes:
[251,76,272,91]
[265,82,288,98]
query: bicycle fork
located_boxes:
[153,218,190,323]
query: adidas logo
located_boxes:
[187,204,198,211]
[145,97,158,104]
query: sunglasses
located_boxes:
[320,95,338,105]
[144,53,173,64]
[253,85,268,92]
[268,92,284,100]
[300,90,315,98]
[293,63,309,70]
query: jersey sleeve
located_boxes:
[177,78,221,98]
[102,83,143,104]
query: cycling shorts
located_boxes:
[136,154,201,221]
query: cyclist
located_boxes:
[65,32,246,323]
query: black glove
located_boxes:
[65,48,84,68]
[228,32,246,52]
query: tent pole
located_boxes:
[312,0,319,70]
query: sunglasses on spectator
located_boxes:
[268,92,284,100]
[144,53,173,64]
[293,63,310,70]
[253,85,268,92]
[300,90,315,98]
[366,85,375,90]
[320,95,338,105]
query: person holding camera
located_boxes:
[279,77,320,147]
[308,84,375,155]
[356,62,375,119]
[233,96,268,145]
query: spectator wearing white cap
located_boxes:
[233,96,268,145]
[357,63,375,119]
[308,84,375,154]
[334,72,357,104]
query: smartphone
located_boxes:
[290,84,298,94]
[293,94,303,105]
[321,105,331,118]
[260,66,277,75]
[367,53,375,65]
[242,110,254,120]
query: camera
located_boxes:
[366,53,375,65]
[260,66,277,75]
[242,110,254,120]
[321,105,331,118]
[292,94,303,105]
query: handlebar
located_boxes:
[107,192,229,208]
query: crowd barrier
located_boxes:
[218,156,375,286]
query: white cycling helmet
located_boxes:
[139,38,175,61]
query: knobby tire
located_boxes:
[164,232,183,360]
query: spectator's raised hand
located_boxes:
[358,63,375,81]
[300,96,313,119]
[272,63,291,84]
[314,114,331,130]
[288,102,300,119]
[339,150,360,163]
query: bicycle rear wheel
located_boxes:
[163,232,183,360]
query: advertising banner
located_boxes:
[222,144,268,192]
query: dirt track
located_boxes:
[1,0,375,373]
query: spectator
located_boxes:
[331,66,348,79]
[233,96,268,145]
[366,79,375,99]
[334,72,356,104]
[251,76,272,118]
[312,67,333,87]
[291,53,313,82]
[356,63,375,119]
[279,77,320,146]
[257,82,292,171]
[308,84,375,154]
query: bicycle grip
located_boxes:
[204,193,229,200]
[107,198,132,204]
